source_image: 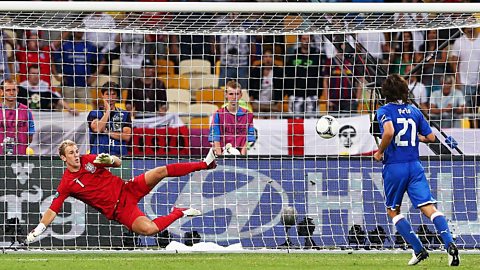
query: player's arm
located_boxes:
[26,209,57,243]
[90,99,111,133]
[418,132,436,143]
[373,121,394,162]
[107,126,132,143]
[94,153,122,167]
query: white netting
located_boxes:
[0,3,479,251]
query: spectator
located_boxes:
[209,80,255,156]
[217,13,253,88]
[0,30,14,81]
[285,34,325,114]
[419,29,449,96]
[429,75,465,128]
[16,33,54,86]
[248,49,283,115]
[390,31,420,76]
[0,80,35,155]
[82,12,118,77]
[87,82,132,155]
[18,65,77,115]
[405,66,429,113]
[449,27,480,115]
[53,31,104,104]
[325,35,360,113]
[119,32,148,89]
[174,34,216,71]
[356,31,388,64]
[82,12,117,55]
[126,58,167,116]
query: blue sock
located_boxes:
[431,212,453,247]
[393,214,424,254]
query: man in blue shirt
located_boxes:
[53,31,103,104]
[374,74,459,266]
[88,82,131,156]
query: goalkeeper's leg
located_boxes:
[124,207,201,236]
[143,148,217,188]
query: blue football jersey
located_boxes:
[376,103,432,164]
[87,109,131,155]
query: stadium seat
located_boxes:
[189,103,218,129]
[166,88,191,122]
[215,60,221,77]
[115,102,127,110]
[68,102,93,112]
[461,118,471,129]
[95,75,119,88]
[252,58,284,67]
[240,89,250,103]
[157,58,176,76]
[188,74,219,91]
[195,88,225,108]
[167,88,191,104]
[179,59,212,75]
[159,75,189,90]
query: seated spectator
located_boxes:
[248,49,283,115]
[126,58,167,117]
[119,32,148,89]
[16,33,54,86]
[390,31,420,76]
[429,75,465,128]
[18,65,77,115]
[419,29,448,96]
[285,34,325,114]
[325,35,361,113]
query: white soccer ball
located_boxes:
[316,115,339,139]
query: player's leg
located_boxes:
[131,207,201,236]
[407,161,459,266]
[383,163,427,265]
[419,204,459,266]
[143,148,217,188]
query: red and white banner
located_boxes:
[249,115,378,156]
[27,112,480,156]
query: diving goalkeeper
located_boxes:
[27,140,217,242]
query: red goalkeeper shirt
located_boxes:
[49,154,124,220]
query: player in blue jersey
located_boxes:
[373,74,460,266]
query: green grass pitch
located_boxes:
[1,253,479,270]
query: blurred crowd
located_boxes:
[0,6,478,132]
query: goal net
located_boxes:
[1,2,480,250]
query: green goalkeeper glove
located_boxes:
[94,153,115,164]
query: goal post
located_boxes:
[0,2,479,251]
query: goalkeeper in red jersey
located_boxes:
[27,140,217,242]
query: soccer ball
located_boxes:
[316,115,339,139]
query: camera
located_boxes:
[2,136,15,155]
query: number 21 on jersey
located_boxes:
[395,118,417,147]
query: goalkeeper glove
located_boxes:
[445,136,458,149]
[26,223,46,243]
[94,153,115,164]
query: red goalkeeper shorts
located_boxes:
[113,173,152,231]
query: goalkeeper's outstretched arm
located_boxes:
[27,208,57,243]
[94,153,122,167]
